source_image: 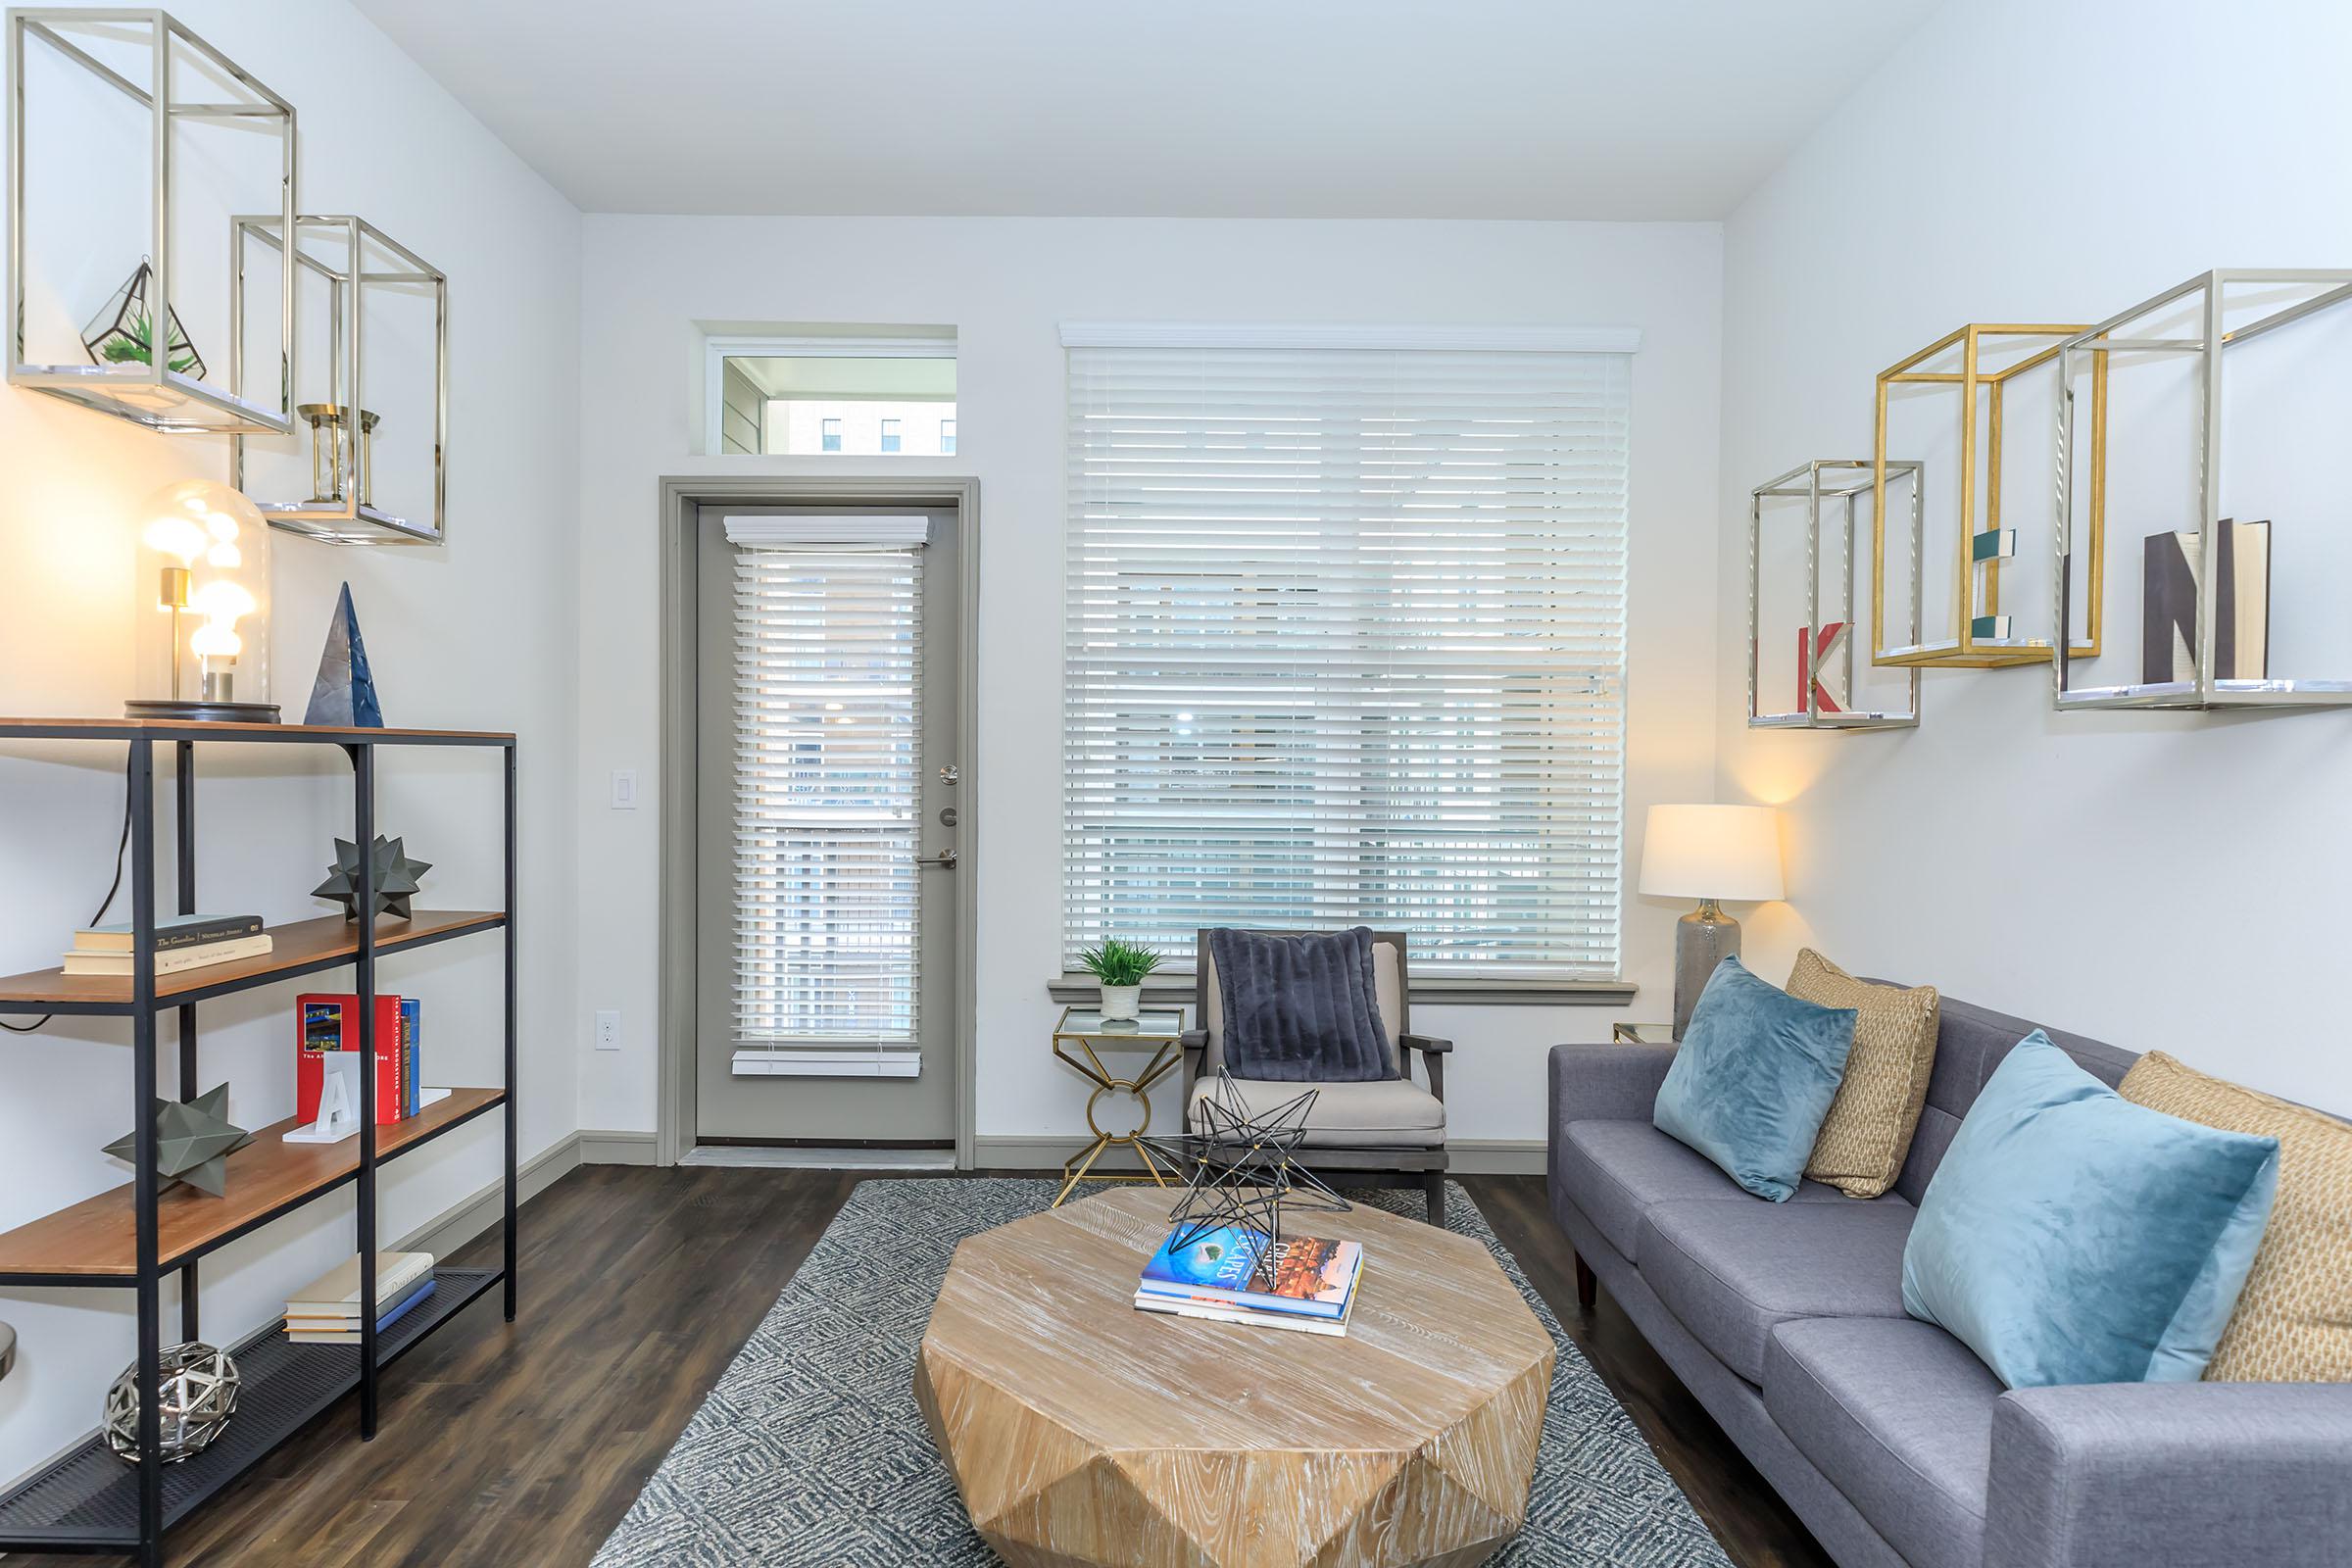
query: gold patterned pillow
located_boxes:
[2121,1051,2352,1382]
[1789,950,1938,1199]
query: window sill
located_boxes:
[1045,975,1637,1008]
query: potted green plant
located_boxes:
[1077,938,1160,1022]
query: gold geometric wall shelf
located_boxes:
[1873,323,2107,668]
[2052,268,2352,711]
[1749,459,1921,730]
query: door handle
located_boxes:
[917,849,959,870]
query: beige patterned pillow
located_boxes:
[1789,950,1938,1199]
[2121,1051,2352,1383]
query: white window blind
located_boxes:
[1062,337,1631,979]
[728,515,928,1073]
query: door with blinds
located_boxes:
[696,507,959,1145]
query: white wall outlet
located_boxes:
[610,769,639,809]
[595,1009,621,1051]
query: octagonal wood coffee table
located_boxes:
[915,1186,1554,1568]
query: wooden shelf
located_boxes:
[0,909,506,1016]
[0,716,513,747]
[0,1089,505,1281]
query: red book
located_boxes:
[295,993,408,1126]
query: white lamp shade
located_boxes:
[1639,804,1784,903]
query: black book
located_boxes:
[74,913,266,955]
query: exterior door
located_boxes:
[695,504,959,1144]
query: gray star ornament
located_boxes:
[313,834,431,921]
[103,1085,254,1199]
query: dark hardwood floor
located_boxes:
[8,1168,1833,1568]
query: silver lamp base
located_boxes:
[1672,900,1740,1040]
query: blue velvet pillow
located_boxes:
[1901,1033,2281,1389]
[1652,957,1857,1201]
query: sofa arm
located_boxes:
[1546,1042,1675,1127]
[1986,1382,2352,1568]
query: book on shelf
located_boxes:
[1135,1225,1365,1333]
[72,912,264,954]
[61,931,273,976]
[296,994,422,1125]
[287,1275,438,1343]
[286,1250,435,1317]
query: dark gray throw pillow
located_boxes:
[1208,927,1394,1083]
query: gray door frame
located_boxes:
[657,474,983,1169]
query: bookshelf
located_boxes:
[0,718,516,1567]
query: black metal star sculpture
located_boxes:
[1142,1070,1349,1252]
[313,834,431,921]
[103,1085,253,1199]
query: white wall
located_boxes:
[574,217,1725,1151]
[0,1,581,1479]
[1716,0,2352,1110]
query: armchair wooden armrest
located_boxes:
[1399,1033,1451,1100]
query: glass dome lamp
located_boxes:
[127,479,278,722]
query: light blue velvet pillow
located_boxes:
[1652,956,1857,1201]
[1902,1032,2281,1389]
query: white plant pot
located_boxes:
[1099,983,1143,1022]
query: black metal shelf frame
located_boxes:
[0,724,517,1568]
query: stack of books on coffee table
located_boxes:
[1134,1223,1364,1337]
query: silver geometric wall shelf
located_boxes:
[7,10,295,433]
[1749,459,1922,730]
[2052,268,2352,711]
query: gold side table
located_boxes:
[1051,1004,1188,1206]
[1611,1021,1679,1046]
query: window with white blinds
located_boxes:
[1061,331,1632,980]
[728,515,927,1071]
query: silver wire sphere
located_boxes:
[103,1342,240,1464]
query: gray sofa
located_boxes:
[1546,993,2352,1568]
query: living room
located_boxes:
[0,1,2344,1564]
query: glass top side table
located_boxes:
[1052,1004,1188,1205]
[1611,1021,1679,1046]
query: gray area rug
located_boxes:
[595,1179,1732,1567]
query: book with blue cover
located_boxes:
[1136,1225,1363,1322]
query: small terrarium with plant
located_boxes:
[80,262,207,380]
[1077,937,1160,1022]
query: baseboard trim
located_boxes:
[579,1129,661,1165]
[394,1132,583,1259]
[970,1136,1544,1177]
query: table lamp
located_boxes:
[1639,804,1785,1040]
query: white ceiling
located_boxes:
[352,0,1940,220]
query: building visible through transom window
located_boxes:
[708,330,957,456]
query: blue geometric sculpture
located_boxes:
[304,582,383,727]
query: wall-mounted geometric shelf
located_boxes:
[1874,323,2105,668]
[229,215,448,545]
[6,10,295,433]
[2053,268,2352,711]
[1749,459,1921,730]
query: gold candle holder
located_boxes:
[296,403,383,507]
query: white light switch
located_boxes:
[595,1009,621,1051]
[610,769,638,809]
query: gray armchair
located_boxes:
[1180,929,1453,1225]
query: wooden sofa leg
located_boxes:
[1422,1171,1446,1228]
[1574,1252,1597,1310]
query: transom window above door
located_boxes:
[1060,324,1637,982]
[707,330,957,457]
